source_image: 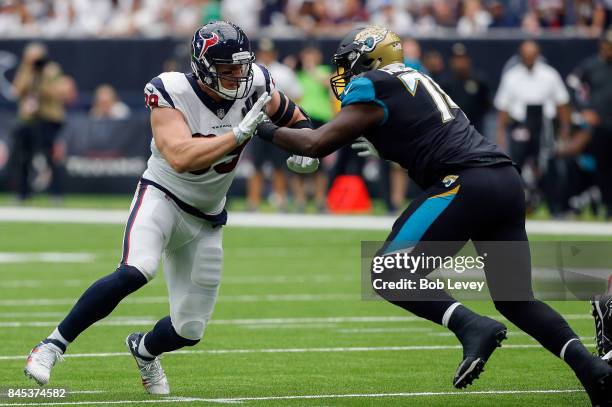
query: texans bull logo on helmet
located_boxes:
[194,32,220,60]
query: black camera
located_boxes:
[33,57,49,71]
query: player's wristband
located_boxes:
[255,121,279,142]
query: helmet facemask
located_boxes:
[330,48,375,100]
[330,57,353,101]
[192,50,255,100]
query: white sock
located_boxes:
[138,334,156,359]
[560,338,580,361]
[48,327,70,350]
[441,302,462,328]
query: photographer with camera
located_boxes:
[11,42,67,202]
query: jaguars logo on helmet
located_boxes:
[190,21,255,100]
[330,25,403,100]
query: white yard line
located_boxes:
[0,389,584,406]
[186,388,585,403]
[0,294,355,308]
[0,343,591,361]
[0,280,84,288]
[1,207,611,235]
[0,312,68,318]
[0,313,593,328]
[0,253,95,264]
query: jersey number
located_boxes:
[397,71,458,123]
[189,133,245,175]
[144,93,159,109]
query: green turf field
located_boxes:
[0,221,603,406]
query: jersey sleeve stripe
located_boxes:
[256,63,271,94]
[150,77,175,108]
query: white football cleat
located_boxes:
[24,340,64,385]
[125,332,170,395]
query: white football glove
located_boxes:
[233,92,271,144]
[351,136,379,158]
[287,155,320,174]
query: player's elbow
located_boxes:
[167,155,189,173]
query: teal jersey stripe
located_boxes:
[384,190,459,254]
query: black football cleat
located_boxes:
[578,355,612,407]
[453,317,507,389]
[592,295,612,363]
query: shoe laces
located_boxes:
[140,358,166,385]
[32,344,64,369]
[594,301,612,356]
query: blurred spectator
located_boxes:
[553,113,598,215]
[494,40,571,214]
[531,0,566,30]
[457,0,492,35]
[221,0,261,35]
[574,0,599,34]
[522,10,543,34]
[89,84,131,120]
[414,3,439,34]
[567,30,612,218]
[1,0,610,37]
[287,0,335,36]
[432,0,458,28]
[332,0,369,28]
[402,38,426,72]
[593,0,612,34]
[422,49,445,82]
[247,39,303,211]
[260,0,287,27]
[440,43,491,133]
[369,0,413,36]
[487,0,521,28]
[11,42,68,201]
[294,45,331,212]
[0,0,32,36]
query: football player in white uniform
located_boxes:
[24,21,319,395]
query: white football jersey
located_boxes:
[142,64,274,215]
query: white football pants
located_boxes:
[119,181,223,340]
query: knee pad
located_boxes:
[173,288,218,340]
[177,319,206,341]
[171,246,222,341]
[173,301,209,340]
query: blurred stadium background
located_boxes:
[1,0,612,405]
[0,0,610,217]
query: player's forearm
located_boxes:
[268,127,330,158]
[163,132,237,173]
